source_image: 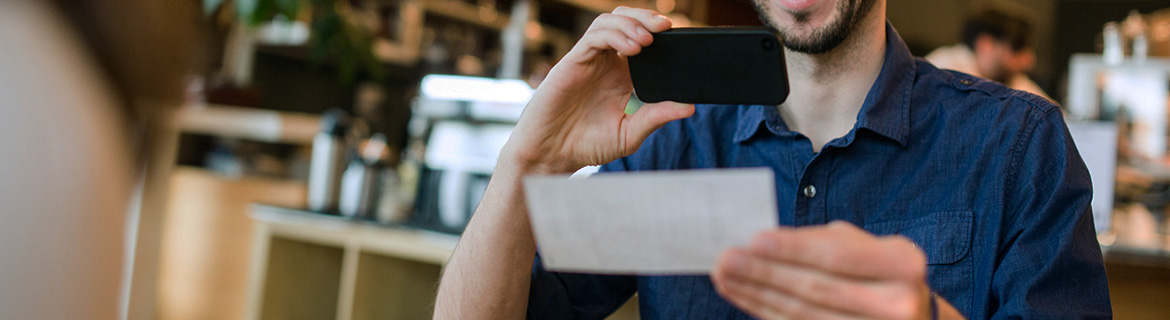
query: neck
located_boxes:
[779,6,887,152]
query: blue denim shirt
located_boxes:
[527,24,1111,319]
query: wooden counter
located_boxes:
[245,205,457,320]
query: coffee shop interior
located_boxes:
[4,0,1170,319]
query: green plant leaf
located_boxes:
[273,0,301,20]
[203,0,227,16]
[248,0,278,25]
[309,9,339,60]
[223,0,384,85]
[304,2,385,84]
[235,0,259,23]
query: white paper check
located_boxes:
[523,168,778,274]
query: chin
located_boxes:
[757,0,837,34]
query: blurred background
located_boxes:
[3,0,1170,319]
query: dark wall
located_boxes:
[250,45,422,151]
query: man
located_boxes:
[926,2,1050,100]
[435,0,1111,318]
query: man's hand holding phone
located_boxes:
[499,7,695,175]
[435,10,691,319]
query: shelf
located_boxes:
[249,204,459,265]
[178,104,321,145]
[246,204,643,319]
[351,253,442,320]
[550,0,645,14]
[253,44,423,78]
[247,204,460,320]
[258,238,345,320]
[422,0,510,31]
[1102,244,1170,268]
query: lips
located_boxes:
[777,0,818,11]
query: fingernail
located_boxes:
[627,39,639,48]
[637,27,650,38]
[653,14,668,21]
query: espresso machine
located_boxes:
[406,75,531,233]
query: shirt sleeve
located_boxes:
[992,102,1112,318]
[527,255,637,320]
[526,160,637,320]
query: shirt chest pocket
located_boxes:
[864,211,974,314]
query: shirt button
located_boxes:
[802,185,817,198]
[960,79,974,86]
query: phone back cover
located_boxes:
[629,28,789,105]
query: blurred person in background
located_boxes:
[0,0,197,319]
[926,1,1050,100]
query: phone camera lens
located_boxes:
[761,38,776,50]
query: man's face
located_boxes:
[751,0,880,54]
[975,35,1036,84]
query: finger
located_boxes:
[590,13,654,47]
[715,248,921,319]
[718,248,872,313]
[576,28,644,56]
[621,101,695,155]
[611,6,673,33]
[569,9,669,59]
[717,274,864,320]
[747,221,927,280]
[711,268,791,320]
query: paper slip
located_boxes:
[523,168,778,274]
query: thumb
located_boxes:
[623,101,695,154]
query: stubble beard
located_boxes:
[753,0,878,55]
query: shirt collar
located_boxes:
[733,22,914,146]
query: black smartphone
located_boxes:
[628,27,789,105]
